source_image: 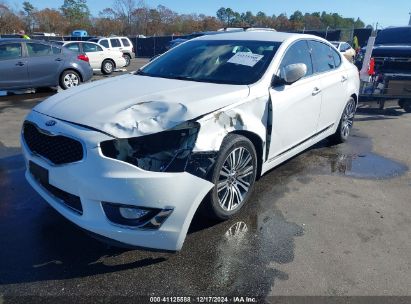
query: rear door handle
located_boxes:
[55,58,63,61]
[15,61,25,66]
[341,75,348,82]
[312,87,321,96]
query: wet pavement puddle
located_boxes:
[296,133,408,180]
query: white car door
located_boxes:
[109,38,122,53]
[309,40,348,131]
[268,40,323,159]
[82,42,104,70]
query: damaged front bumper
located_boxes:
[21,111,214,251]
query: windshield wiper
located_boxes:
[135,69,148,76]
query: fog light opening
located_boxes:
[119,207,149,219]
[101,202,172,229]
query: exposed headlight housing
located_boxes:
[100,122,200,172]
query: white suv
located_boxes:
[89,36,135,66]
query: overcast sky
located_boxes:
[11,0,411,29]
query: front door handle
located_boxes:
[312,87,321,96]
[55,58,63,61]
[15,61,25,66]
[341,75,348,82]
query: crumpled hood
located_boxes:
[34,74,249,138]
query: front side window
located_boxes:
[279,40,313,78]
[340,43,349,52]
[0,43,22,60]
[138,40,281,85]
[310,41,340,73]
[52,46,61,54]
[26,43,52,57]
[110,39,121,47]
[100,40,109,48]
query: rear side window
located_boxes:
[83,43,102,52]
[121,38,130,47]
[26,43,52,57]
[110,39,121,47]
[0,43,22,60]
[100,39,109,48]
[279,40,313,77]
[65,43,80,53]
[310,41,340,73]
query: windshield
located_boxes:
[137,40,281,85]
[375,27,411,45]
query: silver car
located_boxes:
[0,38,93,90]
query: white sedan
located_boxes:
[331,41,356,62]
[63,41,126,74]
[21,31,359,251]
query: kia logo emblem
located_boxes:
[45,120,56,127]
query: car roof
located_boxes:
[0,38,54,44]
[64,41,98,45]
[96,36,129,40]
[195,31,317,43]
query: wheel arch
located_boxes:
[229,130,264,179]
[350,93,358,107]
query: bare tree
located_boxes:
[113,0,136,32]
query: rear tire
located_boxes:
[59,70,81,90]
[123,54,131,67]
[399,99,411,113]
[330,97,356,144]
[203,134,257,221]
[102,59,115,75]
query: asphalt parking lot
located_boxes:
[0,61,410,300]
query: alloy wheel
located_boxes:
[63,73,79,88]
[217,147,254,211]
[104,61,113,73]
[341,99,355,138]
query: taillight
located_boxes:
[77,54,89,62]
[132,47,135,53]
[368,57,375,75]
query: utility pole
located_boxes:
[409,12,411,26]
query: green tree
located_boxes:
[60,0,90,27]
[216,7,236,26]
[21,1,36,32]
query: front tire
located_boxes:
[330,97,356,144]
[102,59,115,75]
[60,70,81,90]
[203,134,257,221]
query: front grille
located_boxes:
[23,121,84,165]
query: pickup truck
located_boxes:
[358,26,411,112]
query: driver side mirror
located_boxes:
[272,63,308,86]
